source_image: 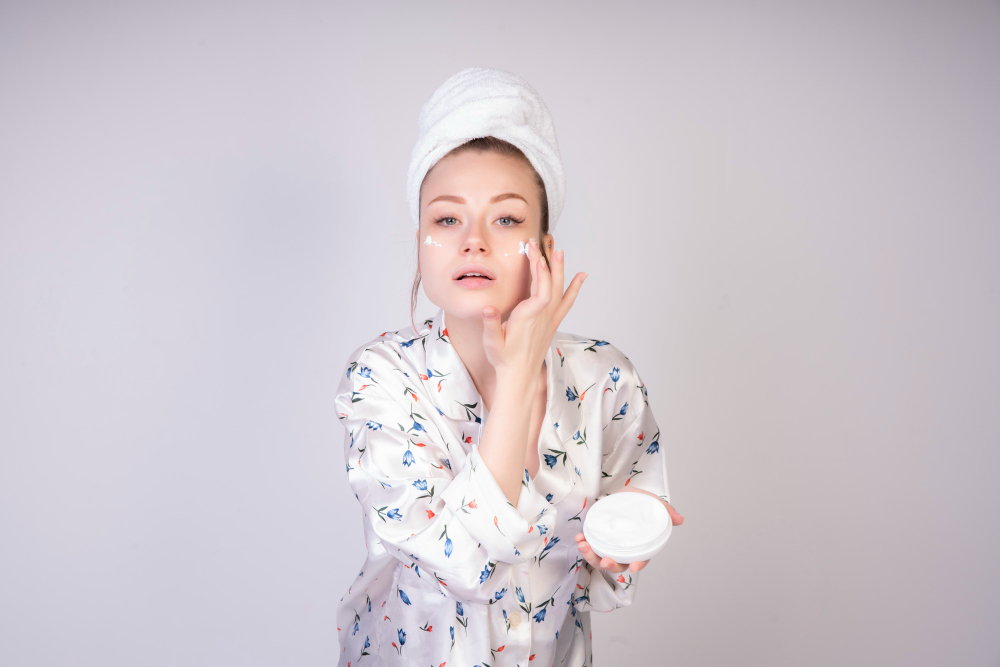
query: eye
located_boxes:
[495,215,525,227]
[435,216,460,226]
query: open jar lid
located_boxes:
[582,492,672,560]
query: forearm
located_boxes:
[477,371,535,508]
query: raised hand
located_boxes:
[481,237,586,381]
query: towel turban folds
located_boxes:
[406,67,566,231]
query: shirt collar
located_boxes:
[422,307,585,451]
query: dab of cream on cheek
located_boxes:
[582,492,672,563]
[424,235,442,247]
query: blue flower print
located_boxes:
[442,458,451,470]
[402,450,415,467]
[435,406,445,416]
[398,627,406,646]
[353,620,359,635]
[647,439,659,454]
[411,420,426,433]
[413,479,428,490]
[359,366,372,379]
[611,401,629,422]
[515,587,525,603]
[565,386,578,402]
[554,422,559,429]
[479,564,491,584]
[386,508,402,521]
[533,608,546,622]
[538,524,548,535]
[494,587,507,601]
[400,338,416,347]
[573,429,581,441]
[609,366,620,383]
[546,493,554,502]
[398,588,411,605]
[444,537,453,557]
[456,601,464,617]
[366,420,382,431]
[524,468,530,482]
[544,454,558,468]
[450,626,454,641]
[542,536,560,552]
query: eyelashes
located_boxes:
[433,215,525,226]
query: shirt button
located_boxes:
[510,613,522,627]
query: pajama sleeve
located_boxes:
[335,341,556,607]
[574,359,671,613]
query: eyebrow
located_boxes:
[426,192,528,206]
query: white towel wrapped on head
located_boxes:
[406,67,566,231]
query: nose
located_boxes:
[460,219,490,256]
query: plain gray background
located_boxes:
[1,1,998,665]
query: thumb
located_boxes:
[481,306,504,356]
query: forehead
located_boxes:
[422,150,537,198]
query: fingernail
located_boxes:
[483,307,495,318]
[556,249,564,262]
[583,273,589,281]
[530,238,537,247]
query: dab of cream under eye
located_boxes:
[424,235,442,247]
[582,492,672,563]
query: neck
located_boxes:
[444,310,498,410]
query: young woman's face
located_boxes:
[418,150,553,322]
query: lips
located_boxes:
[452,263,496,281]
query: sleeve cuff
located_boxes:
[439,444,556,565]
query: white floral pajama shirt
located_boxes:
[334,308,671,666]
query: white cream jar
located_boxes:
[582,492,673,563]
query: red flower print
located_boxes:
[638,431,644,441]
[426,510,435,519]
[437,381,443,392]
[577,584,583,589]
[497,645,505,652]
[494,516,498,527]
[625,478,631,486]
[556,348,562,357]
[419,374,429,380]
[544,536,548,545]
[528,525,533,533]
[442,328,448,337]
[411,393,419,401]
[465,436,472,443]
[468,499,477,509]
[529,654,536,661]
[414,442,426,447]
[582,498,587,509]
[617,574,626,583]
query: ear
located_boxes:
[542,233,555,261]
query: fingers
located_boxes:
[552,271,588,326]
[527,237,539,298]
[550,248,565,308]
[481,306,504,357]
[629,559,650,573]
[664,501,685,526]
[573,533,628,574]
[536,253,552,305]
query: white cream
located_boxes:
[582,492,672,563]
[424,235,442,247]
[518,240,529,255]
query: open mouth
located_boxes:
[456,273,493,281]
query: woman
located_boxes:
[334,68,684,666]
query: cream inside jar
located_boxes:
[582,492,672,564]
